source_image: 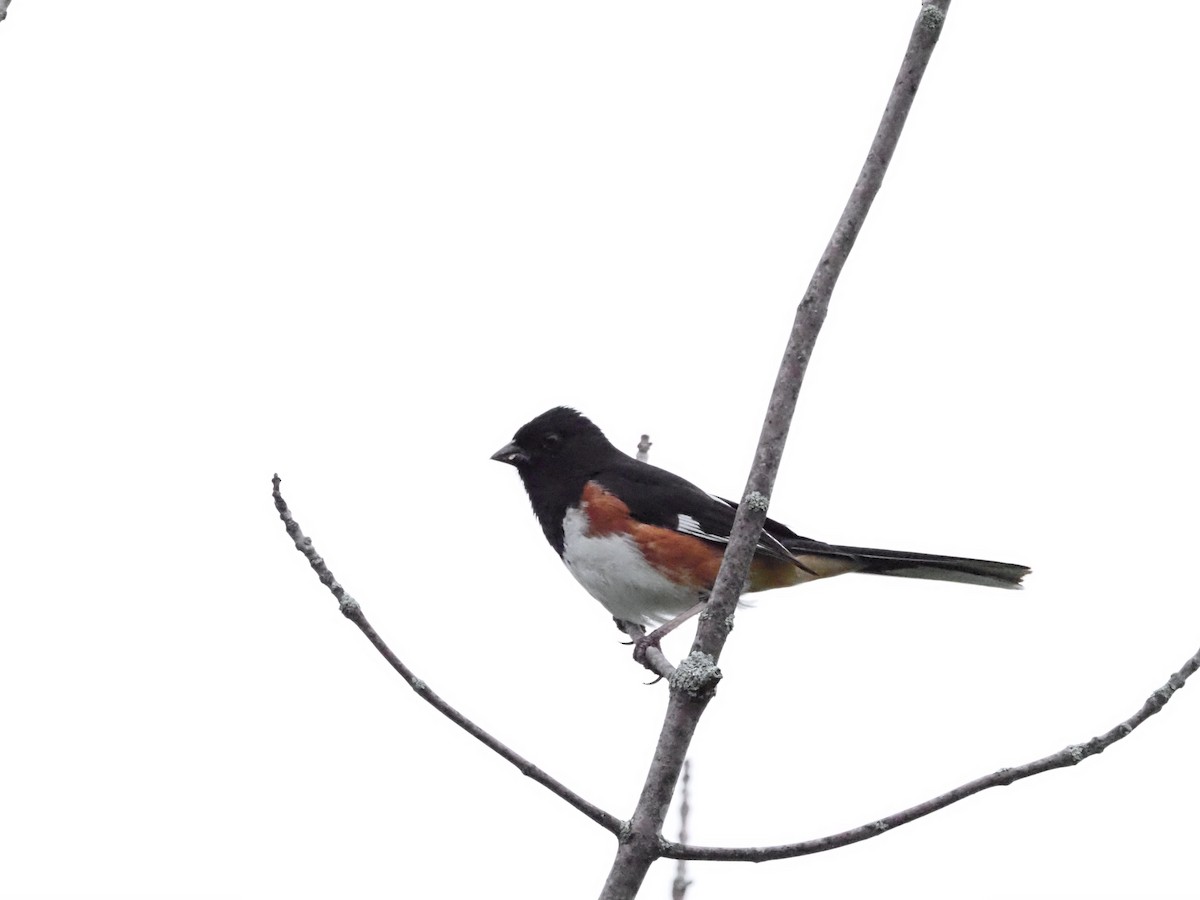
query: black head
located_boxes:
[491,406,616,472]
[492,407,623,551]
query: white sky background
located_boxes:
[2,2,1198,898]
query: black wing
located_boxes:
[592,459,1026,589]
[594,458,822,566]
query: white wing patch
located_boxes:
[681,503,798,563]
[676,513,728,544]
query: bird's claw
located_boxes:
[632,632,662,668]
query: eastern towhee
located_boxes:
[493,407,1028,636]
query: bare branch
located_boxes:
[662,643,1200,861]
[600,4,954,896]
[671,760,692,900]
[697,0,954,661]
[272,474,624,836]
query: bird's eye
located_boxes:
[541,433,562,451]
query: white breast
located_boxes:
[560,507,704,626]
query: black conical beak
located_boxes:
[491,441,529,466]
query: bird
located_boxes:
[492,406,1028,640]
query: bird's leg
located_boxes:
[614,617,676,680]
[614,616,641,642]
[632,600,707,667]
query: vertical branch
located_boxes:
[599,4,954,897]
[671,760,692,900]
[696,0,952,659]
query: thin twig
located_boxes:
[636,435,652,463]
[671,760,692,899]
[600,5,954,897]
[623,433,675,680]
[662,643,1200,860]
[272,474,624,836]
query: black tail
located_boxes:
[782,536,1029,590]
[830,545,1029,589]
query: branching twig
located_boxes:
[661,643,1200,860]
[269,5,1197,895]
[272,474,623,836]
[600,5,954,896]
